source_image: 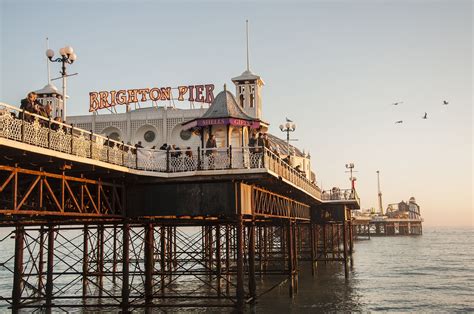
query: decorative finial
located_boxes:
[246,20,250,71]
[224,83,227,91]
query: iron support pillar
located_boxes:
[12,226,24,312]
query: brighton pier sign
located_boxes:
[89,84,215,112]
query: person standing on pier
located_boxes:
[20,92,42,122]
[206,134,217,169]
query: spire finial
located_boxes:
[246,20,250,71]
[224,83,227,91]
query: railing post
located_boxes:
[166,147,170,172]
[106,136,110,163]
[70,124,74,154]
[262,147,266,168]
[48,117,52,149]
[89,131,94,158]
[21,109,25,142]
[229,145,232,169]
[197,147,201,170]
[135,146,139,169]
[121,141,125,166]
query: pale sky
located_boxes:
[1,0,472,226]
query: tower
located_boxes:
[231,70,264,120]
[35,83,64,119]
[231,20,265,120]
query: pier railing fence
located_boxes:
[0,102,321,199]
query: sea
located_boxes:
[0,226,472,312]
[255,226,474,312]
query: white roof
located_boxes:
[231,69,264,84]
[35,83,62,96]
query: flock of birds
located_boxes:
[392,100,449,124]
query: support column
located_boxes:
[342,219,349,279]
[287,220,294,298]
[236,215,244,311]
[160,226,166,294]
[144,223,154,308]
[225,224,231,295]
[82,225,89,298]
[216,225,222,297]
[12,226,24,312]
[38,226,45,295]
[45,225,55,310]
[97,225,104,297]
[248,220,256,302]
[121,223,130,313]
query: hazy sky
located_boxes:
[1,0,472,226]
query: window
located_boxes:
[144,130,156,142]
[180,129,192,141]
[109,132,120,141]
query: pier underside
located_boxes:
[0,133,357,311]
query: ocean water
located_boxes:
[256,226,474,312]
[0,227,472,312]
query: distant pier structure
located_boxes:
[353,197,423,237]
[0,67,360,311]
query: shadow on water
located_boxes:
[254,262,363,313]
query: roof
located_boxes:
[35,83,62,96]
[231,69,264,83]
[267,133,305,157]
[201,90,256,121]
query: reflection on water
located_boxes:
[256,227,474,312]
[255,262,362,313]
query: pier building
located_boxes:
[0,65,360,311]
[353,197,423,237]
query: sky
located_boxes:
[1,0,472,226]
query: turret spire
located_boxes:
[246,20,250,71]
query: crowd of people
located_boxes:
[13,93,308,176]
[19,91,63,129]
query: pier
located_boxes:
[353,217,423,238]
[0,102,360,311]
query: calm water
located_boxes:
[256,226,474,312]
[0,227,472,312]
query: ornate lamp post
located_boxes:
[345,163,357,190]
[46,45,77,122]
[279,121,296,156]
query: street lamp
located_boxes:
[279,121,296,155]
[345,163,357,190]
[46,45,77,122]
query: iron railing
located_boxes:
[321,188,360,204]
[0,102,321,199]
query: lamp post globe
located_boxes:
[46,49,54,59]
[280,119,296,156]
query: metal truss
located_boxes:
[251,186,311,220]
[0,165,124,218]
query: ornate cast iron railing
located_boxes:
[0,102,321,199]
[321,188,360,204]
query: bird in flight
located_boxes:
[395,120,403,124]
[285,117,293,122]
[422,112,428,119]
[443,100,449,105]
[391,101,403,106]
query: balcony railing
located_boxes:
[321,188,360,204]
[0,102,321,199]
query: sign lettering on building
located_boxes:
[89,84,215,112]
